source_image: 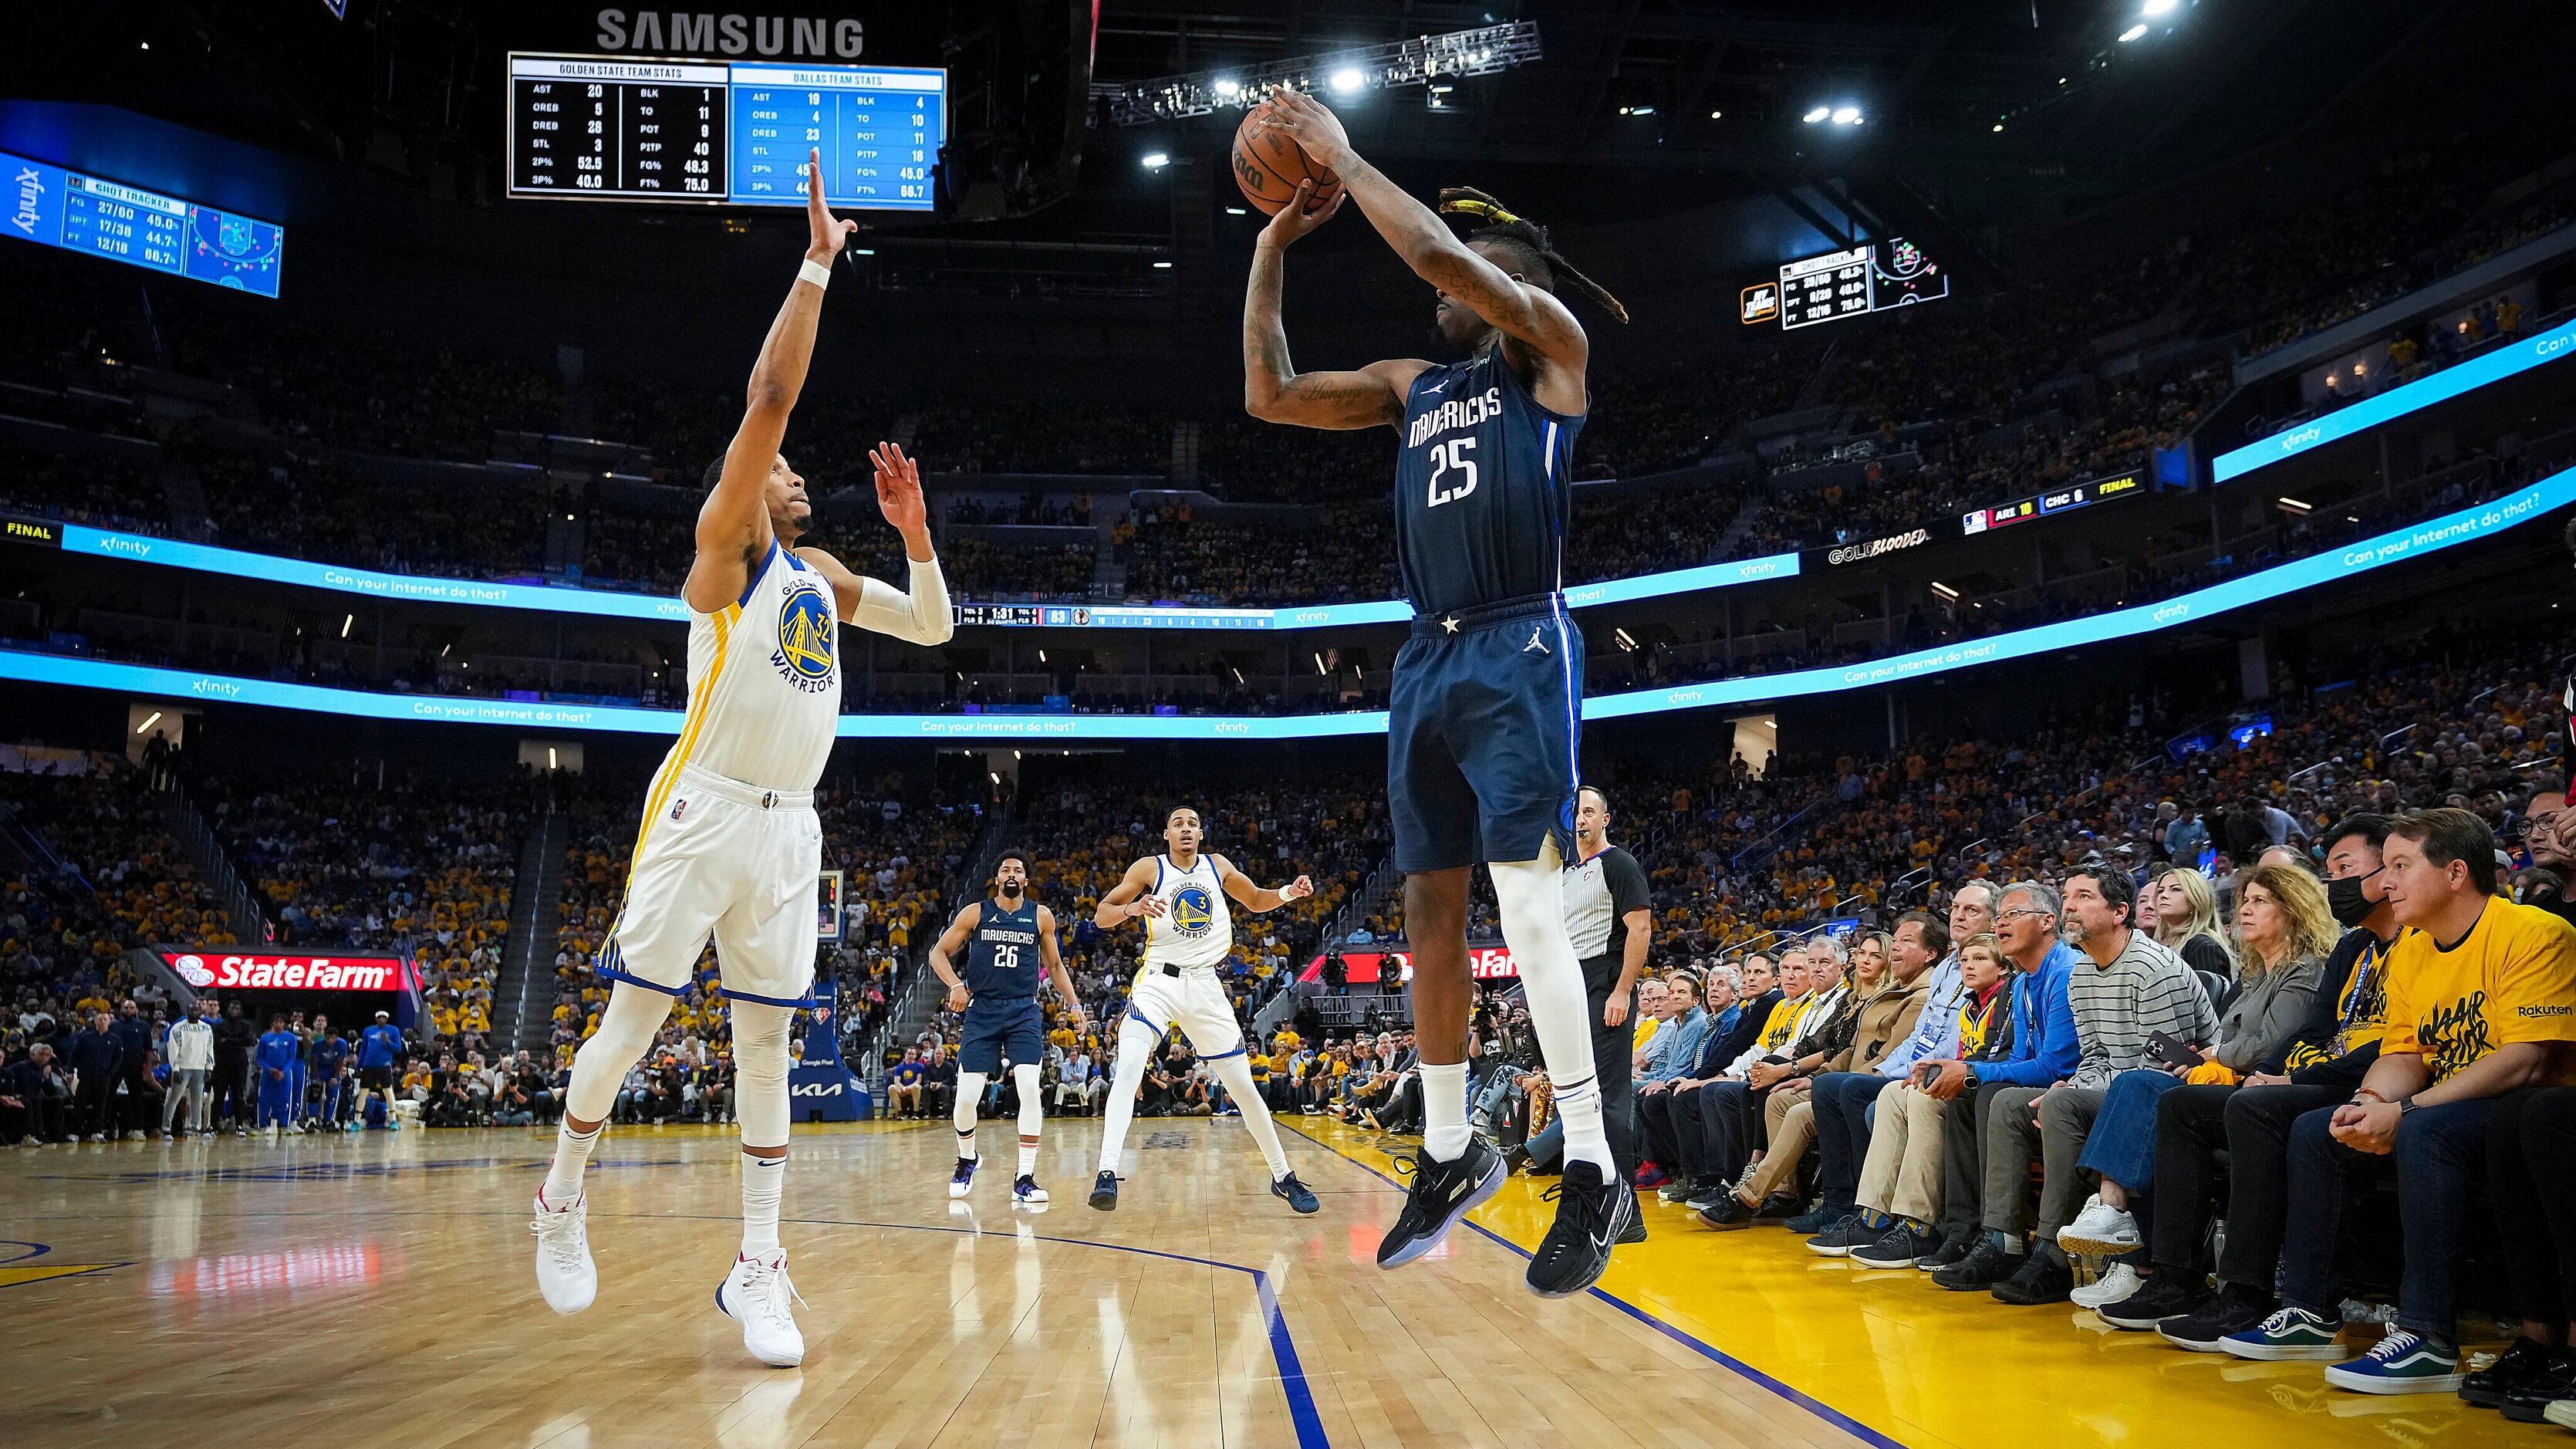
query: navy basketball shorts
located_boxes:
[1388,594,1583,873]
[959,997,1045,1074]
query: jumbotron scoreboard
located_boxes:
[505,52,945,210]
[1742,237,1949,330]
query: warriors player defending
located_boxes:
[528,150,954,1367]
[1089,807,1323,1216]
[926,851,1086,1205]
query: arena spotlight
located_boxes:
[1152,260,1173,268]
[2119,23,2148,41]
[1804,106,1831,123]
[2143,0,2178,13]
[1329,68,1366,94]
[1929,581,1960,600]
[1212,77,1239,97]
[1140,151,1170,170]
[1832,106,1862,125]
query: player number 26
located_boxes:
[1426,437,1480,508]
[992,944,1021,971]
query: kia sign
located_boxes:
[162,951,409,993]
[1300,947,1520,985]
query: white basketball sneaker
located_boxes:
[718,1250,807,1367]
[530,1189,597,1314]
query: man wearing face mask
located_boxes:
[2145,814,2401,1349]
[2516,791,2576,930]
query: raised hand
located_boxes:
[1258,177,1345,249]
[805,147,856,260]
[1263,86,1353,171]
[869,441,929,542]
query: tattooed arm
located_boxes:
[1242,177,1427,430]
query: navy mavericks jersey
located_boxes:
[1393,345,1584,616]
[965,897,1042,998]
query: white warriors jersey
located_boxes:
[653,541,841,795]
[1142,853,1233,971]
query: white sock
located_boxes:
[955,1126,978,1162]
[544,1121,602,1203]
[741,1151,784,1258]
[1491,855,1616,1177]
[1207,1050,1291,1178]
[1097,1019,1159,1173]
[1419,1061,1471,1162]
[1013,1064,1043,1176]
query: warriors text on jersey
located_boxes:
[965,897,1042,999]
[1393,343,1585,616]
[660,540,840,796]
[1142,853,1233,971]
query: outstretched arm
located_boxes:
[796,443,953,643]
[1243,177,1426,429]
[685,148,855,614]
[1095,857,1168,931]
[1214,853,1315,914]
[1036,906,1085,1035]
[1261,90,1586,375]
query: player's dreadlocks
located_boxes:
[1436,187,1629,325]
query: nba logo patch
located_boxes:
[670,796,690,822]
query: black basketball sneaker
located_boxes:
[1089,1169,1119,1211]
[1376,1137,1504,1268]
[1526,1159,1633,1298]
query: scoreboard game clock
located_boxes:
[505,52,945,210]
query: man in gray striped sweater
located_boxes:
[1983,863,2219,1305]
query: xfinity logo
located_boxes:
[11,165,41,238]
[594,10,865,59]
[2277,427,2323,453]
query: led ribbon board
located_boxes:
[2213,319,2576,483]
[10,467,2569,738]
[3,147,284,296]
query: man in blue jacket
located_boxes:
[255,1014,302,1137]
[110,999,157,1139]
[355,1012,407,1130]
[310,1016,352,1130]
[1919,880,2082,1280]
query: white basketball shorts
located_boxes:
[599,762,821,1008]
[1124,965,1246,1061]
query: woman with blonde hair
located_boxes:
[2146,866,2237,979]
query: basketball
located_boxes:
[1231,100,1342,216]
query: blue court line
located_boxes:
[777,1214,1328,1449]
[1278,1123,1911,1449]
[0,1240,133,1289]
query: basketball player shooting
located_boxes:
[1088,807,1322,1216]
[925,850,1085,1207]
[527,149,955,1367]
[1241,88,1636,1297]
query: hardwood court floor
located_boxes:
[0,1116,2552,1449]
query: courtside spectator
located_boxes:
[2223,809,2576,1393]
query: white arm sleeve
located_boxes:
[849,556,954,644]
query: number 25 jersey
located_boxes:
[1393,343,1584,616]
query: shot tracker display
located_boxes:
[505,52,944,210]
[1773,238,1946,330]
[3,147,285,298]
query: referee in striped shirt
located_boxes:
[1561,785,1653,1196]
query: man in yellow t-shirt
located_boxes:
[2254,809,2576,1390]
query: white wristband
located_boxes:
[798,257,833,291]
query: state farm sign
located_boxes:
[1300,947,1519,985]
[162,951,407,992]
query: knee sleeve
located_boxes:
[954,1072,988,1133]
[1014,1063,1043,1137]
[729,1000,794,1150]
[566,984,675,1123]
